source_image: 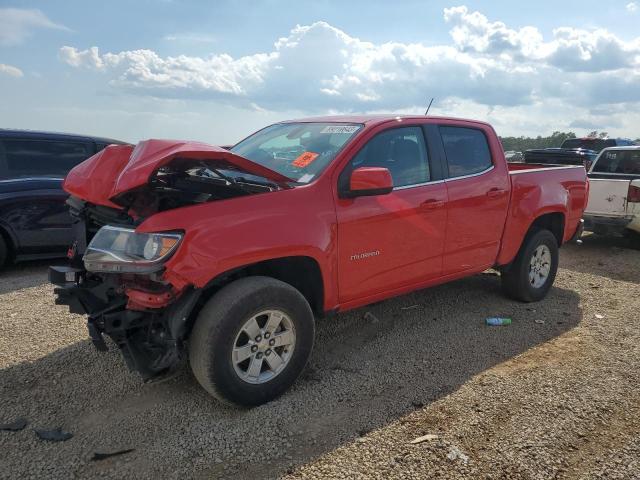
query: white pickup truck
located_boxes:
[584,146,640,240]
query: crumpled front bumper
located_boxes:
[49,265,201,378]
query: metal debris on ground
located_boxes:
[410,434,439,444]
[91,449,135,462]
[401,305,421,310]
[535,319,545,324]
[0,418,27,432]
[35,428,73,442]
[595,313,604,319]
[485,317,512,326]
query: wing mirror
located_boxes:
[345,167,393,198]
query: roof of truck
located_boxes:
[281,114,492,128]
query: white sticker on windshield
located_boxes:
[298,173,314,183]
[320,125,360,134]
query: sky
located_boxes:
[1,0,640,144]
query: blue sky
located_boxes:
[1,0,639,144]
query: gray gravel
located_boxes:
[0,234,638,479]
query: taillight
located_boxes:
[628,184,640,203]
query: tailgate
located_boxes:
[585,179,630,216]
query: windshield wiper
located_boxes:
[194,165,253,194]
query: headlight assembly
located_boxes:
[83,226,182,273]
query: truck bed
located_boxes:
[495,162,589,266]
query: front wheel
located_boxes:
[501,229,559,302]
[189,276,315,406]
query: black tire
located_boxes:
[501,228,559,302]
[189,276,315,407]
[0,235,7,270]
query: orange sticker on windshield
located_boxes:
[292,151,319,168]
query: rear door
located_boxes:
[0,137,93,252]
[436,125,511,275]
[335,125,447,303]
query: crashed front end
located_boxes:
[50,139,289,379]
[49,198,201,378]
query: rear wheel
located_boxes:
[0,235,8,270]
[501,229,559,302]
[189,276,315,406]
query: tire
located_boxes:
[189,276,315,407]
[501,228,559,302]
[0,235,7,270]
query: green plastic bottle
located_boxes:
[485,317,512,326]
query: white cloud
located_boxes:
[627,2,638,13]
[0,8,69,46]
[57,6,640,134]
[0,63,23,78]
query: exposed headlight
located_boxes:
[83,226,182,273]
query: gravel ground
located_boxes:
[0,234,638,479]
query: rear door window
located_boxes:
[592,150,640,175]
[0,139,91,179]
[439,126,492,178]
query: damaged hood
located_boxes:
[63,139,293,208]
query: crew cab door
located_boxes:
[335,125,447,303]
[436,125,510,274]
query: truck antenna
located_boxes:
[425,98,434,115]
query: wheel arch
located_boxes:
[175,255,326,341]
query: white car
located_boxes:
[584,146,640,238]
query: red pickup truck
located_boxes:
[50,115,588,406]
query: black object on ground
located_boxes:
[0,418,28,431]
[35,428,73,442]
[91,449,135,461]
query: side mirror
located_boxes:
[347,167,393,197]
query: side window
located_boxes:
[1,139,91,179]
[440,126,492,178]
[593,150,640,174]
[348,127,429,187]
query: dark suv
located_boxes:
[0,130,126,269]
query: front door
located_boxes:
[335,126,447,303]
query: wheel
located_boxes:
[0,235,7,270]
[188,276,315,407]
[501,229,559,302]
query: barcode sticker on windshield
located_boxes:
[320,125,360,134]
[292,151,319,168]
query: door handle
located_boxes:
[421,199,445,209]
[486,188,506,198]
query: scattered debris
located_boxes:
[485,317,512,326]
[0,418,27,432]
[534,319,545,325]
[91,449,135,462]
[447,446,470,464]
[401,305,421,310]
[363,312,379,323]
[35,428,73,442]
[595,313,604,319]
[410,434,439,444]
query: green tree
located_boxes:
[500,131,577,152]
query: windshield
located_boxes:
[230,122,363,184]
[592,150,640,175]
[561,138,615,152]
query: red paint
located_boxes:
[125,287,176,310]
[64,115,588,314]
[349,167,393,192]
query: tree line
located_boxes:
[500,131,640,152]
